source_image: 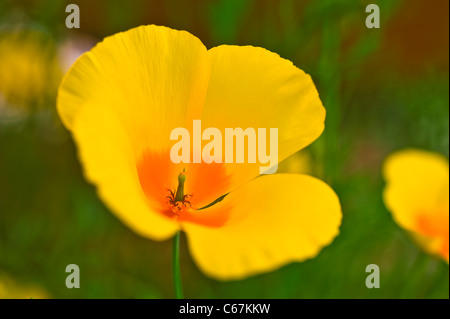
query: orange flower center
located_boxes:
[136,150,232,227]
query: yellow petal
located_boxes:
[58,25,210,158]
[201,45,325,191]
[72,103,179,240]
[383,149,449,261]
[183,174,342,280]
[57,25,211,240]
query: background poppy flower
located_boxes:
[0,31,61,110]
[0,271,49,299]
[383,149,449,262]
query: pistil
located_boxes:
[166,169,192,214]
[174,169,186,203]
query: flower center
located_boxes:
[166,169,193,214]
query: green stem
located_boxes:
[172,231,184,299]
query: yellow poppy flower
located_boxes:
[383,149,449,262]
[57,25,342,280]
[0,273,49,299]
[0,31,61,109]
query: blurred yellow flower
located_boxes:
[0,31,61,109]
[57,25,342,280]
[383,149,449,262]
[0,273,49,299]
[277,151,324,177]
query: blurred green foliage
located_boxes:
[0,0,448,298]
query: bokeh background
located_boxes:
[0,0,448,298]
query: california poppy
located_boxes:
[383,149,449,262]
[57,25,342,281]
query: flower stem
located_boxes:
[172,231,184,299]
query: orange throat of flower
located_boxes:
[136,151,232,227]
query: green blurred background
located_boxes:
[0,0,448,298]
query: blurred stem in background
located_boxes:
[317,16,342,184]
